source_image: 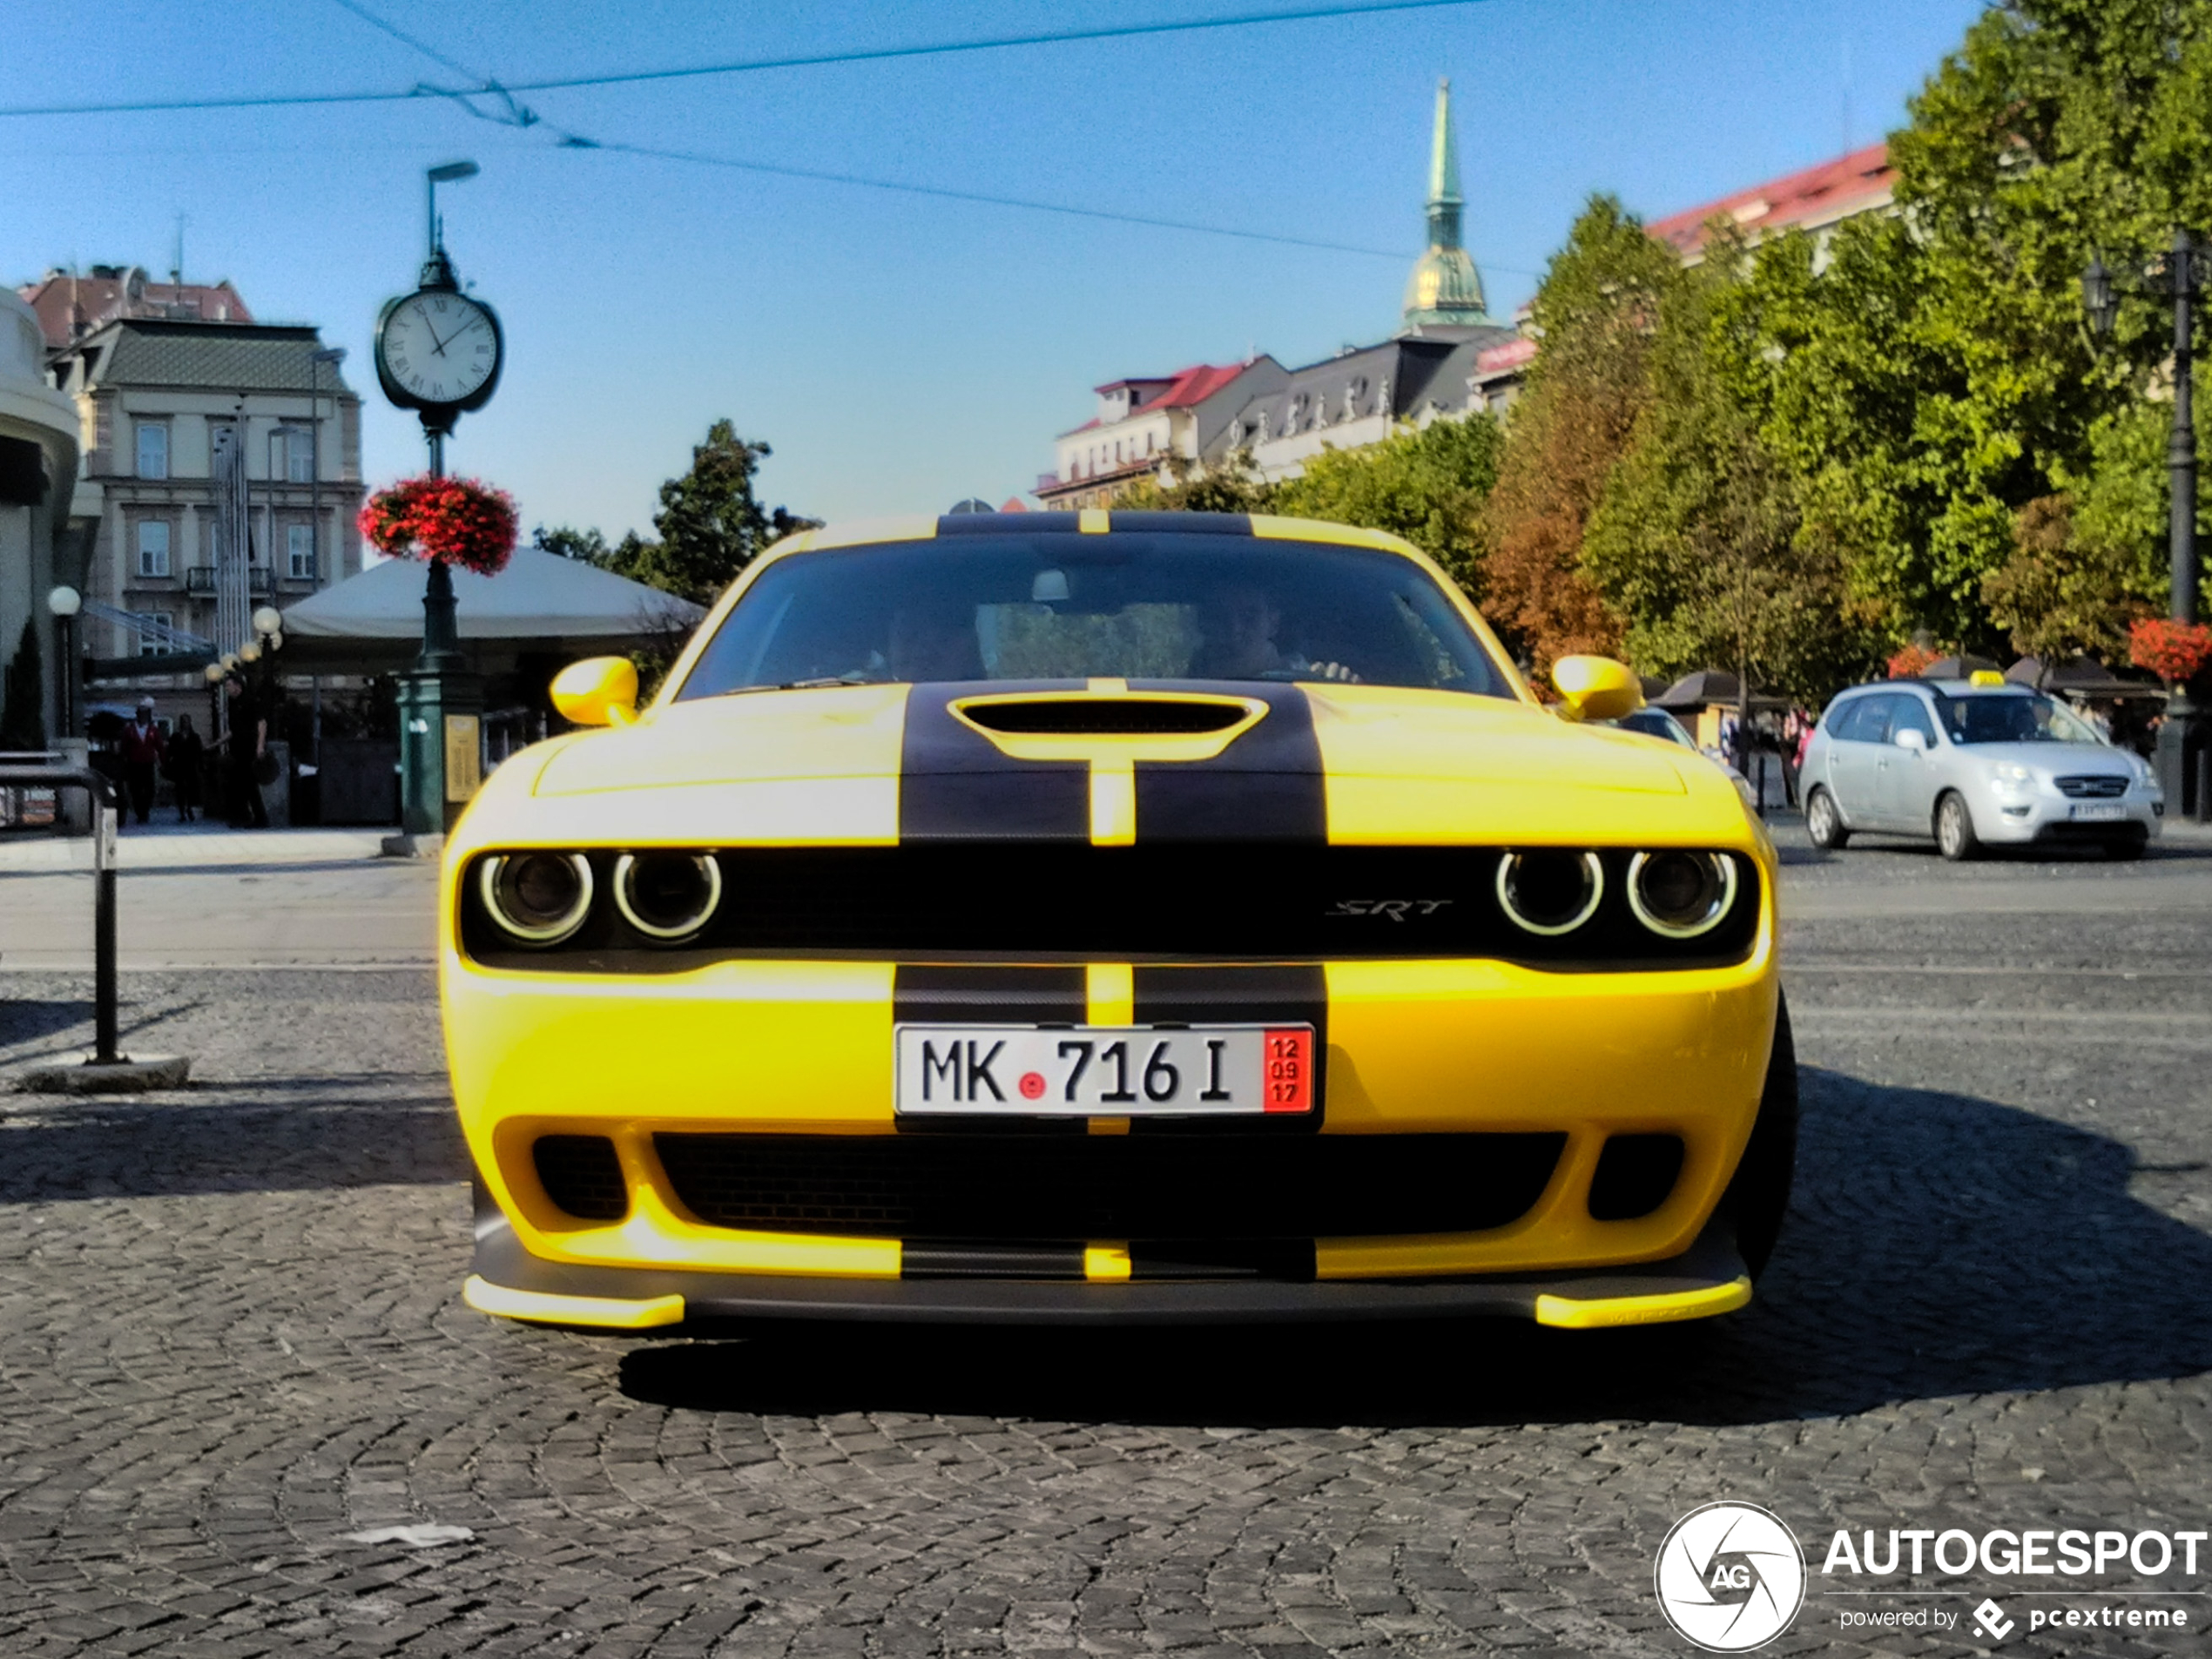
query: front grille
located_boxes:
[464,845,1761,970]
[2055,774,2128,799]
[533,1135,629,1221]
[654,1130,1565,1242]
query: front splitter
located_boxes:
[466,1214,1752,1330]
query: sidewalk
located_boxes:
[0,817,397,872]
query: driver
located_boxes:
[1192,583,1357,682]
[887,601,984,683]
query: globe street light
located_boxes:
[45,585,80,739]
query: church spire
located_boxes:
[1401,78,1489,330]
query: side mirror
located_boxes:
[550,656,639,728]
[1895,727,1927,753]
[1550,655,1644,724]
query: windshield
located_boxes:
[1615,708,1693,748]
[673,533,1514,700]
[1934,691,2105,745]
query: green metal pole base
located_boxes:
[396,667,483,835]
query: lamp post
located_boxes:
[2084,232,2209,819]
[45,585,80,741]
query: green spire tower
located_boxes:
[1401,78,1490,329]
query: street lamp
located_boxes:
[45,585,79,740]
[2085,230,2209,818]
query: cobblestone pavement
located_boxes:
[0,835,2209,1656]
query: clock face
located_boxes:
[378,291,500,408]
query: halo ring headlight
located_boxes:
[1628,850,1737,939]
[479,852,594,945]
[612,852,723,942]
[1495,850,1604,936]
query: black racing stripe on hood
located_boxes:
[894,963,1088,1028]
[1130,962,1327,1133]
[936,511,1083,536]
[899,681,1089,842]
[1130,681,1325,843]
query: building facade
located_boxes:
[1647,141,1896,266]
[1034,79,1514,502]
[0,288,83,745]
[43,315,363,697]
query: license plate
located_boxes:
[2070,802,2127,821]
[895,1024,1315,1117]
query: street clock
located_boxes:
[374,259,503,431]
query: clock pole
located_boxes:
[388,159,489,845]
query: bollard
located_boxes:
[0,765,190,1094]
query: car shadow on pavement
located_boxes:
[619,1066,2212,1428]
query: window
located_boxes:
[135,421,168,480]
[1892,696,1938,745]
[273,427,314,483]
[136,519,172,578]
[138,613,172,657]
[287,523,315,580]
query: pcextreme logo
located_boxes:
[1655,1502,1808,1652]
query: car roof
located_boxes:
[1836,679,2030,701]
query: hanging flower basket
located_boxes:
[2127,617,2212,684]
[357,475,518,577]
[1885,643,1940,679]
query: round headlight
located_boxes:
[1495,850,1604,936]
[1628,850,1737,939]
[612,852,722,941]
[478,852,594,945]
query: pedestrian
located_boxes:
[118,698,165,826]
[220,674,269,830]
[1781,708,1807,807]
[165,712,206,823]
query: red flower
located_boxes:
[357,475,518,577]
[2127,617,2212,684]
[1885,643,1940,679]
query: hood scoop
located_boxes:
[948,691,1269,762]
[961,697,1251,736]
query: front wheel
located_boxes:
[1720,994,1797,1279]
[1804,786,1850,849]
[1935,791,1980,861]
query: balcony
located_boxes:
[185,565,274,597]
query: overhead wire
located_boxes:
[0,0,1487,119]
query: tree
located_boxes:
[0,620,46,752]
[531,523,611,565]
[1271,413,1502,597]
[1112,452,1278,515]
[1582,232,1870,702]
[1480,196,1677,673]
[610,420,818,604]
[1980,492,2155,663]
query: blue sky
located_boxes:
[4,0,1984,539]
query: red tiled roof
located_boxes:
[1090,362,1247,409]
[1647,142,1894,257]
[16,272,253,348]
[1474,337,1535,375]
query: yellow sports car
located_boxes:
[446,510,1791,1331]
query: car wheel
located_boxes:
[1935,791,1980,861]
[1720,993,1797,1280]
[1804,786,1849,849]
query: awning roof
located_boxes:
[281,545,704,642]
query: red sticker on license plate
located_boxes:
[1262,1027,1312,1113]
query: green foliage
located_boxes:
[0,620,46,752]
[531,523,612,565]
[1480,194,1679,670]
[607,420,818,605]
[1113,453,1278,515]
[1271,414,1501,595]
[1981,492,2154,660]
[1581,237,1871,702]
